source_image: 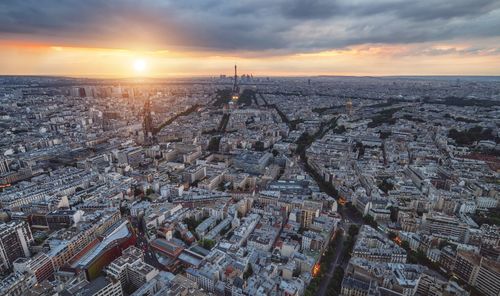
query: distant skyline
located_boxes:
[1,0,500,77]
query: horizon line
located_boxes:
[1,74,500,80]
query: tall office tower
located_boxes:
[0,221,33,272]
[346,99,353,116]
[83,86,96,98]
[70,87,80,97]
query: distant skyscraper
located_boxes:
[346,99,353,116]
[70,87,86,98]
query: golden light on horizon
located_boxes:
[0,40,499,77]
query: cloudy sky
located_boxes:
[1,0,499,76]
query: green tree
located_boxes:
[439,240,450,250]
[401,240,410,250]
[348,225,359,237]
[199,238,215,250]
[208,136,221,152]
[134,188,143,197]
[363,215,378,228]
[448,126,498,146]
[327,266,345,295]
[173,231,183,240]
[183,217,201,232]
[254,141,265,151]
[379,131,392,139]
[388,206,399,222]
[378,179,394,194]
[243,264,253,279]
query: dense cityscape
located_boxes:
[0,71,498,296]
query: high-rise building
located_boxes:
[346,99,353,116]
[105,246,159,294]
[453,250,500,296]
[0,221,33,272]
[454,251,480,285]
[474,256,500,296]
[13,253,55,284]
[70,87,87,98]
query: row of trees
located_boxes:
[367,107,401,128]
[304,230,343,296]
[424,96,500,108]
[199,238,215,250]
[363,214,378,229]
[325,225,359,295]
[238,89,256,106]
[448,126,497,146]
[213,89,232,107]
[155,104,199,134]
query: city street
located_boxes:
[317,228,346,296]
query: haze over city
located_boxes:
[1,0,500,77]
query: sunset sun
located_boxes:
[133,59,146,74]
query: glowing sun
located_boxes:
[133,59,146,73]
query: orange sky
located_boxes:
[1,0,499,77]
[1,40,500,77]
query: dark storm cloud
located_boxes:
[0,0,499,53]
[281,0,338,19]
[350,0,500,21]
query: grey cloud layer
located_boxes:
[0,0,499,52]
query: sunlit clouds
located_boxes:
[0,0,499,76]
[0,40,499,77]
